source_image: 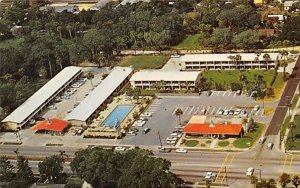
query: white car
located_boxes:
[166,140,176,145]
[246,167,254,176]
[217,110,224,115]
[253,105,260,111]
[171,54,181,58]
[127,131,137,136]
[267,142,273,150]
[223,110,229,116]
[204,172,216,181]
[47,105,57,110]
[132,120,146,127]
[115,146,126,152]
[234,109,242,115]
[166,137,178,141]
[140,112,152,117]
[175,148,188,153]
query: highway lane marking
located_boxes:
[288,155,294,174]
[220,154,236,184]
[281,155,288,174]
[215,153,230,182]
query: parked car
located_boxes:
[171,54,181,58]
[115,146,126,152]
[267,142,273,150]
[253,105,260,111]
[240,110,247,117]
[35,117,45,121]
[139,117,148,121]
[201,108,207,115]
[217,110,224,115]
[246,167,254,176]
[47,105,57,110]
[130,128,139,132]
[127,130,137,136]
[166,137,178,141]
[228,110,234,115]
[166,140,176,145]
[140,112,152,117]
[234,109,242,116]
[206,91,212,97]
[142,128,151,134]
[223,110,229,116]
[132,120,146,127]
[236,90,242,96]
[175,148,188,153]
[259,137,266,144]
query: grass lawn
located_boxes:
[218,141,230,147]
[286,115,300,150]
[185,140,199,147]
[263,107,274,116]
[120,55,169,70]
[202,70,284,100]
[175,33,205,49]
[280,116,291,138]
[0,38,24,49]
[233,123,265,148]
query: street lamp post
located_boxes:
[157,131,163,148]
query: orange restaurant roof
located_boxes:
[32,118,69,132]
[183,123,243,135]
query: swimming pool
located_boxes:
[102,105,134,128]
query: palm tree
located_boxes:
[239,74,248,91]
[228,55,235,69]
[279,173,291,188]
[263,53,271,70]
[280,59,289,81]
[250,175,258,188]
[56,25,64,44]
[288,121,295,142]
[66,24,73,39]
[293,175,300,188]
[158,80,166,91]
[267,178,277,188]
[235,54,242,69]
[86,72,94,88]
[175,108,183,125]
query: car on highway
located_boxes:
[142,128,150,134]
[114,146,126,152]
[158,147,171,153]
[175,148,188,153]
[203,172,216,181]
[140,112,152,117]
[246,167,254,176]
[267,142,273,150]
[259,137,266,144]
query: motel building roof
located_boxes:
[180,53,279,62]
[32,118,69,132]
[130,70,201,82]
[183,115,243,136]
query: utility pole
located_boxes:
[225,166,228,186]
[157,131,163,148]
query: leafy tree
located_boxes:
[70,147,180,188]
[279,16,300,45]
[293,175,300,188]
[16,155,34,185]
[279,173,291,188]
[38,155,65,183]
[207,28,233,50]
[0,156,15,182]
[86,72,94,88]
[233,30,261,50]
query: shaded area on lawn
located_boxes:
[233,123,265,148]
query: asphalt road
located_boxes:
[266,55,300,135]
[2,143,299,188]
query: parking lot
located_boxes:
[121,91,274,146]
[40,67,109,120]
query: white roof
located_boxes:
[180,53,279,62]
[65,67,133,122]
[284,0,298,7]
[2,66,82,125]
[267,14,286,21]
[130,70,200,82]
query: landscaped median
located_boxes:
[286,115,300,150]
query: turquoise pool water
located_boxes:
[102,105,134,128]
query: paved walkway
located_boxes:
[210,139,218,149]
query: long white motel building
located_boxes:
[180,53,279,70]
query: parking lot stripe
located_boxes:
[223,92,227,96]
[233,92,237,97]
[189,106,195,114]
[194,106,200,114]
[172,107,179,115]
[210,107,216,115]
[217,91,220,96]
[183,107,189,115]
[216,106,222,113]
